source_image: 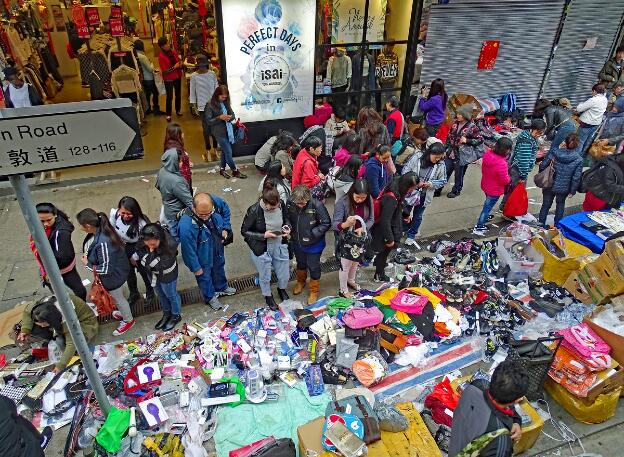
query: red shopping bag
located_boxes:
[503,181,528,217]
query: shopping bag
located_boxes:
[534,158,556,189]
[503,181,528,217]
[154,72,166,96]
[89,272,116,316]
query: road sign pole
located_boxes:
[9,174,111,416]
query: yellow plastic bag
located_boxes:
[544,378,622,424]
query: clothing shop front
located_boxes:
[215,0,423,156]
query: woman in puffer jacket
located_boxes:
[538,133,583,227]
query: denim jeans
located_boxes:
[155,279,181,314]
[194,246,228,301]
[250,242,290,296]
[476,195,500,228]
[217,136,237,171]
[445,156,467,193]
[406,201,427,238]
[578,124,599,155]
[539,189,568,226]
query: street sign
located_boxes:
[0,99,143,176]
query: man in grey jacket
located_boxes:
[156,148,193,239]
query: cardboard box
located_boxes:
[586,362,624,402]
[532,232,592,286]
[297,416,326,457]
[584,304,624,365]
[603,236,624,276]
[587,254,624,296]
[563,271,593,304]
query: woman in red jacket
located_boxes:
[473,137,512,235]
[291,136,325,189]
[157,37,183,121]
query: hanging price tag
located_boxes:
[85,8,100,26]
[110,5,122,18]
[77,24,91,39]
[109,17,124,37]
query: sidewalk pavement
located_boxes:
[0,161,583,313]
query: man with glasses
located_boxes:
[179,193,236,309]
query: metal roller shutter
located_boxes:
[542,0,624,105]
[419,0,565,111]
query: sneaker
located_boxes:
[447,191,460,198]
[40,426,53,450]
[487,214,495,221]
[404,237,417,246]
[111,310,124,321]
[220,168,231,179]
[215,286,236,296]
[207,296,224,310]
[472,226,487,236]
[113,320,136,336]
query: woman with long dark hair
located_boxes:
[32,203,87,300]
[291,136,324,189]
[418,78,447,136]
[334,132,361,167]
[77,208,134,336]
[259,160,291,203]
[164,123,192,189]
[157,37,182,121]
[357,107,391,155]
[334,155,363,202]
[134,223,181,331]
[333,179,374,298]
[371,173,419,281]
[271,132,299,179]
[205,85,247,179]
[109,196,153,306]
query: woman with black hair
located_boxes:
[157,37,183,121]
[28,294,98,372]
[271,132,299,178]
[418,78,448,136]
[371,172,420,281]
[333,179,374,298]
[258,160,291,203]
[334,155,363,202]
[133,224,181,331]
[291,136,325,189]
[77,208,134,336]
[33,203,87,300]
[109,197,154,306]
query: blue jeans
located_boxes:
[476,195,500,229]
[406,201,427,238]
[155,279,181,314]
[539,189,567,226]
[445,156,467,193]
[217,136,237,171]
[578,124,599,155]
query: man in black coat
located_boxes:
[0,394,52,457]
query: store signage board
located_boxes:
[86,7,101,26]
[109,17,124,37]
[331,0,386,43]
[221,0,316,122]
[110,5,123,18]
[0,99,143,176]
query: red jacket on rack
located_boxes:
[158,50,182,82]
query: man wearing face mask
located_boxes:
[2,67,43,108]
[178,193,236,309]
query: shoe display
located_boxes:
[113,320,136,336]
[163,314,181,331]
[155,313,171,330]
[277,288,289,301]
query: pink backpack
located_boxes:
[556,324,610,359]
[342,307,383,329]
[390,290,429,314]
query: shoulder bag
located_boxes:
[338,215,370,263]
[89,271,116,316]
[534,157,556,189]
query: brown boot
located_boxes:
[308,279,320,304]
[293,269,307,295]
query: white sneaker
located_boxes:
[472,227,487,236]
[404,237,417,246]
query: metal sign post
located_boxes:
[1,99,144,417]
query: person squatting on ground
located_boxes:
[179,193,236,310]
[538,133,583,227]
[32,203,87,301]
[287,185,331,305]
[109,196,154,307]
[242,181,292,311]
[333,179,374,298]
[133,223,182,331]
[77,208,135,336]
[449,360,529,457]
[473,137,513,236]
[371,173,419,282]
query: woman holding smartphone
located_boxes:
[241,181,291,310]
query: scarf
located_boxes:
[221,102,235,144]
[30,226,53,281]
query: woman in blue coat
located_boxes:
[538,133,583,227]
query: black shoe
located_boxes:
[154,109,165,116]
[163,314,181,331]
[265,295,279,311]
[40,426,53,450]
[433,189,442,197]
[128,291,142,306]
[447,191,460,198]
[155,313,171,330]
[277,288,289,301]
[374,272,391,282]
[145,290,157,306]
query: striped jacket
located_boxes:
[510,130,539,179]
[133,244,178,286]
[83,229,130,291]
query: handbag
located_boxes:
[342,307,383,329]
[89,271,115,316]
[378,324,409,354]
[534,157,556,189]
[338,216,370,263]
[458,143,485,166]
[390,290,429,314]
[310,181,330,200]
[325,395,381,444]
[249,438,295,457]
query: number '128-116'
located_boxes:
[68,143,116,156]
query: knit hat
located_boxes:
[456,103,474,120]
[426,137,442,148]
[559,98,572,109]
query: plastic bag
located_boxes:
[374,402,409,432]
[503,181,528,217]
[95,407,130,453]
[544,378,621,424]
[48,339,62,364]
[154,71,166,96]
[425,378,460,410]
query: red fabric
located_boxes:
[583,191,607,212]
[385,109,403,140]
[179,150,192,184]
[486,390,515,417]
[480,149,511,197]
[158,50,182,81]
[436,123,450,143]
[303,114,322,129]
[503,181,528,217]
[66,42,75,59]
[291,149,321,189]
[314,102,333,125]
